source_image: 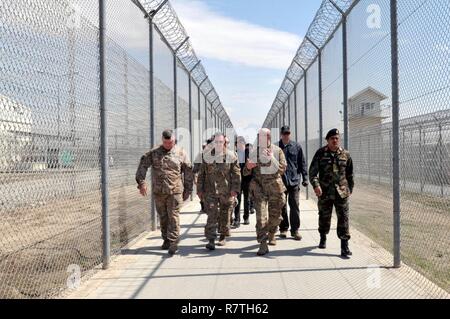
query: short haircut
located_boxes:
[162,129,174,140]
[237,136,246,144]
[213,132,225,139]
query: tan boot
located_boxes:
[268,233,277,246]
[217,235,227,247]
[292,231,303,241]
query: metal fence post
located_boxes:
[342,16,349,150]
[294,85,298,142]
[148,18,157,232]
[287,97,291,129]
[439,122,444,197]
[318,50,323,142]
[99,0,110,270]
[198,86,201,143]
[419,125,424,192]
[174,56,178,129]
[304,70,309,200]
[391,0,401,268]
[204,94,208,130]
[173,37,189,130]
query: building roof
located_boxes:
[348,86,388,102]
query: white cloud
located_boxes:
[171,0,301,70]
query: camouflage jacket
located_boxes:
[243,144,287,196]
[197,150,241,196]
[309,146,354,198]
[136,145,194,195]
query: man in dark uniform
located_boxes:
[278,126,308,241]
[232,136,252,228]
[309,129,354,258]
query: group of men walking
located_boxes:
[136,126,354,258]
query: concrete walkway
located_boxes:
[67,196,448,299]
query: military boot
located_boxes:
[341,239,353,258]
[161,240,170,250]
[292,231,303,241]
[341,240,352,258]
[168,243,178,256]
[279,231,288,239]
[206,239,216,251]
[217,235,227,247]
[257,240,269,256]
[268,233,277,246]
[319,234,327,249]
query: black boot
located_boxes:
[168,243,178,256]
[319,234,327,249]
[257,240,269,256]
[341,239,352,258]
[206,239,216,251]
[161,240,170,250]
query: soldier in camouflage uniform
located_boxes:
[193,139,213,213]
[197,133,241,250]
[244,129,287,256]
[136,130,194,256]
[309,129,354,258]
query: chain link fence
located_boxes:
[0,0,233,299]
[264,0,449,298]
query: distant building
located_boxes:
[348,86,389,130]
[0,95,33,171]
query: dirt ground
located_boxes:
[351,181,449,293]
[0,184,152,299]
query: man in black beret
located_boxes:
[309,128,354,258]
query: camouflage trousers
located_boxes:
[253,193,285,243]
[204,194,234,240]
[318,193,351,240]
[154,193,183,244]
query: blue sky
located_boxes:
[171,0,323,141]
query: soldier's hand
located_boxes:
[139,184,148,197]
[231,191,238,198]
[246,159,257,170]
[314,186,322,197]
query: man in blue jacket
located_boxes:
[278,126,308,241]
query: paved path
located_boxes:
[67,196,448,299]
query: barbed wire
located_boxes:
[135,0,233,128]
[264,0,356,127]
